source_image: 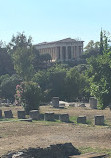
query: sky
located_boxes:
[0,0,111,47]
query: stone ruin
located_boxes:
[4,110,13,118]
[78,103,86,107]
[20,118,32,122]
[0,109,2,118]
[94,115,104,125]
[29,110,39,120]
[69,103,75,107]
[77,116,86,124]
[89,97,97,109]
[52,97,59,108]
[44,112,55,121]
[1,143,80,158]
[17,111,26,119]
[0,108,106,126]
[59,113,69,123]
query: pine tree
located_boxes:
[104,36,108,52]
[100,29,104,54]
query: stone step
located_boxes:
[69,152,109,158]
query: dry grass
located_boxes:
[0,105,111,156]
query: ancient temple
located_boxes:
[35,38,84,62]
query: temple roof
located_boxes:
[35,38,84,46]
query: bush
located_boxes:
[15,81,41,114]
[0,74,21,102]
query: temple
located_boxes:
[35,38,84,62]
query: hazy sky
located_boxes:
[0,0,111,46]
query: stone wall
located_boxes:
[1,143,80,158]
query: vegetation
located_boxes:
[79,146,111,155]
[15,81,41,114]
[0,74,21,102]
[0,30,111,112]
[86,53,111,109]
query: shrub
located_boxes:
[15,81,41,114]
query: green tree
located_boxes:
[65,67,86,101]
[32,71,49,91]
[0,74,21,102]
[40,53,52,62]
[86,52,111,109]
[85,40,100,52]
[32,65,67,101]
[99,29,111,54]
[12,46,35,81]
[7,32,32,54]
[0,42,14,75]
[49,68,66,100]
[32,51,52,71]
[100,29,104,54]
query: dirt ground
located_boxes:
[0,105,111,156]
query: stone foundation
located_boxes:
[44,112,55,121]
[54,113,60,120]
[94,115,104,125]
[77,116,86,124]
[20,118,32,122]
[39,113,44,120]
[59,114,69,122]
[29,110,39,120]
[4,110,13,118]
[17,111,25,119]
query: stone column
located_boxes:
[51,48,53,60]
[76,46,78,58]
[79,46,82,56]
[81,46,83,55]
[54,47,56,60]
[66,46,68,61]
[50,48,52,55]
[74,46,77,58]
[52,48,54,60]
[71,46,74,59]
[60,46,63,61]
[77,46,80,58]
[55,47,58,61]
[52,97,59,108]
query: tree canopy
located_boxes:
[86,52,111,109]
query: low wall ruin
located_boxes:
[1,143,80,158]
